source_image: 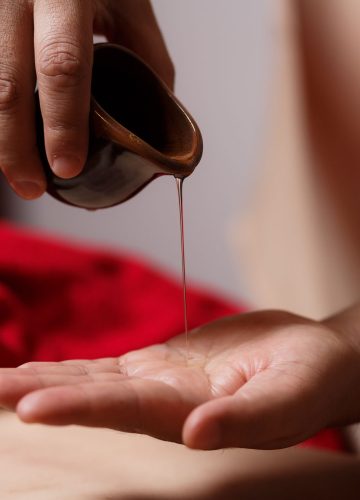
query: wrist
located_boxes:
[323,305,360,357]
[322,305,360,426]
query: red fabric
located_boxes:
[0,222,347,452]
[299,428,346,452]
[0,223,239,364]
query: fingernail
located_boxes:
[10,180,45,200]
[194,421,222,450]
[52,156,83,179]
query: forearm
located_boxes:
[295,0,360,241]
[296,0,360,145]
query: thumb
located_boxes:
[182,368,321,450]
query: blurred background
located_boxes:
[2,0,273,304]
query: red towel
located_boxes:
[0,222,347,452]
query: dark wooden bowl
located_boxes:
[35,43,203,210]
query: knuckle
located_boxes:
[0,72,19,112]
[46,119,79,134]
[18,362,35,368]
[45,120,84,155]
[38,40,89,88]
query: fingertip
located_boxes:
[183,406,222,450]
[2,161,47,200]
[17,386,88,426]
[9,179,46,200]
[51,155,84,179]
[16,393,42,423]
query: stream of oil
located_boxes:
[176,177,189,358]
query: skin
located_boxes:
[297,0,360,245]
[0,0,174,200]
[0,310,359,450]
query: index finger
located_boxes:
[16,378,189,442]
[34,0,94,178]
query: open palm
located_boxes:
[0,311,354,450]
